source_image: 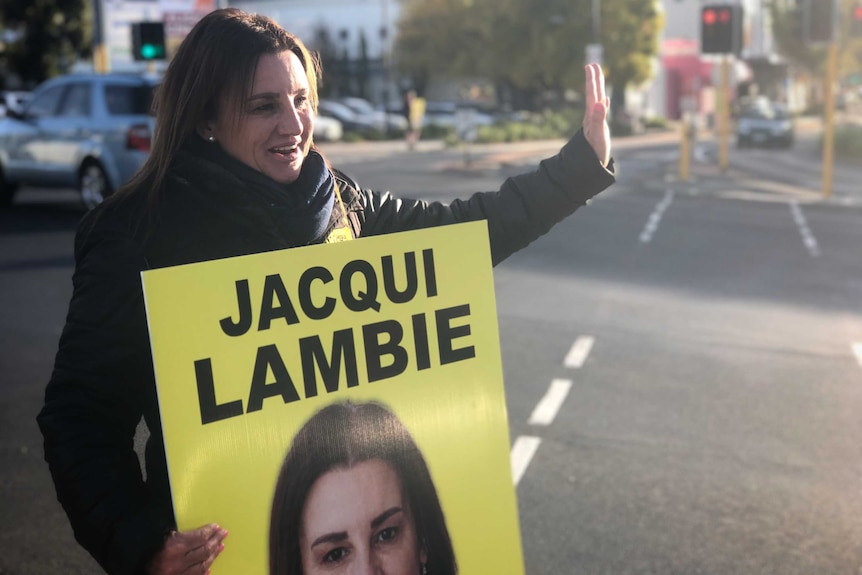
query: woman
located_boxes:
[37,8,613,575]
[270,401,455,575]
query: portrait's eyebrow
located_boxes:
[248,92,280,102]
[311,531,348,548]
[370,506,403,529]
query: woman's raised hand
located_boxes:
[147,523,227,575]
[583,63,611,168]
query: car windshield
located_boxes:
[741,103,786,120]
[104,83,155,116]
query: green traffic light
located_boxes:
[141,44,159,59]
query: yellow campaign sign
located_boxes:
[142,221,524,575]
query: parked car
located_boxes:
[0,73,157,209]
[736,100,794,149]
[317,99,378,136]
[421,101,495,130]
[313,113,343,142]
[337,96,408,132]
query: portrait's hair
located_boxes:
[120,8,321,203]
[269,401,457,575]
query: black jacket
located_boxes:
[37,130,614,574]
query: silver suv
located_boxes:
[0,73,157,209]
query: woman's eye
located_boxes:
[322,547,349,564]
[295,95,308,108]
[376,526,399,544]
[253,103,276,113]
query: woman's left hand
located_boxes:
[583,63,611,168]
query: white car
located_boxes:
[338,97,407,132]
[313,114,342,142]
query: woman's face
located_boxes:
[209,50,314,185]
[299,458,427,574]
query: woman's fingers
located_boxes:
[148,524,228,575]
[182,527,225,566]
[583,63,611,167]
[585,63,598,109]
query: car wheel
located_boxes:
[0,168,17,208]
[79,162,111,210]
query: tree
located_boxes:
[599,0,663,117]
[356,30,370,99]
[394,0,661,111]
[770,0,862,78]
[0,0,92,85]
[312,25,339,98]
[394,0,468,96]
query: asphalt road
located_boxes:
[2,130,861,574]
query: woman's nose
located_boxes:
[278,105,303,136]
[351,550,383,575]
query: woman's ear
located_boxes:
[196,122,215,141]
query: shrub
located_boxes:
[833,124,862,162]
[644,116,668,130]
[464,109,584,145]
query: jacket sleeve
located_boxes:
[36,209,172,575]
[356,129,615,265]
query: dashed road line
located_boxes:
[564,336,595,368]
[853,343,862,368]
[528,379,573,426]
[789,201,821,257]
[511,436,542,486]
[639,190,674,243]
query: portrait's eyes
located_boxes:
[295,94,309,108]
[322,546,349,565]
[374,526,400,545]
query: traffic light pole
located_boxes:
[821,43,838,200]
[718,56,731,173]
[92,0,110,73]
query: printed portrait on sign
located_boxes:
[269,401,456,575]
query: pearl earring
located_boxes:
[207,135,215,143]
[421,563,427,575]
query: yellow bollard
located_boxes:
[822,43,838,200]
[679,116,690,182]
[718,56,730,173]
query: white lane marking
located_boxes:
[564,336,595,368]
[789,201,821,257]
[639,190,674,243]
[528,379,573,426]
[511,436,542,486]
[853,343,862,367]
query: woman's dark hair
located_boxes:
[269,401,457,575]
[120,8,321,204]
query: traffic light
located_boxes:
[701,4,743,55]
[131,22,166,61]
[853,2,862,38]
[802,0,836,44]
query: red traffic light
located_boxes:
[701,4,742,54]
[703,9,717,25]
[853,2,862,37]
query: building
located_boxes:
[230,0,401,107]
[643,0,804,123]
